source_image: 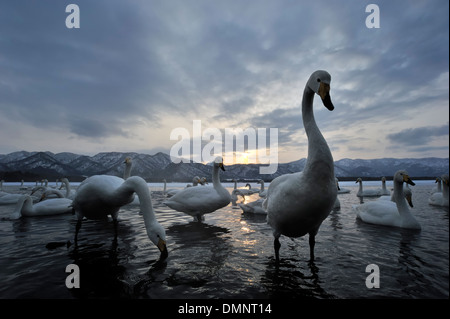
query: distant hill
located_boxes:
[0,151,448,182]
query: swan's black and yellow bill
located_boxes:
[157,238,168,260]
[219,162,226,171]
[318,82,334,111]
[403,174,415,186]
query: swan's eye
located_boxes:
[317,78,321,82]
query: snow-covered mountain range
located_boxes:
[0,151,448,182]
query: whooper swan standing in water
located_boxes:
[263,70,337,263]
[163,156,231,222]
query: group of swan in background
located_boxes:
[1,70,448,264]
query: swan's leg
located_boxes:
[274,235,281,263]
[75,219,82,243]
[111,211,119,240]
[308,234,315,261]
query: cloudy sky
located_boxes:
[0,0,448,164]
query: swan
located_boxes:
[10,195,72,219]
[238,198,267,214]
[352,170,420,229]
[58,178,76,199]
[163,156,231,222]
[429,174,449,207]
[257,180,267,198]
[431,177,442,194]
[162,179,180,197]
[72,175,167,258]
[231,189,246,206]
[378,181,414,208]
[0,192,26,205]
[356,178,382,197]
[336,178,350,194]
[236,183,258,196]
[19,180,28,190]
[263,70,336,262]
[379,177,391,196]
[123,157,132,179]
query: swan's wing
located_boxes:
[353,201,399,226]
[164,186,227,213]
[34,198,73,215]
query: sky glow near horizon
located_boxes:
[0,1,448,164]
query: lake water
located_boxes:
[0,180,448,299]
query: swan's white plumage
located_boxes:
[58,178,76,199]
[356,178,382,197]
[379,177,391,196]
[429,174,449,207]
[72,175,167,256]
[335,178,350,194]
[431,177,442,194]
[11,195,72,219]
[163,156,231,221]
[263,70,337,262]
[353,170,420,230]
[238,198,267,214]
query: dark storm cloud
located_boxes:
[386,124,449,146]
[0,0,448,159]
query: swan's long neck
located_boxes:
[116,176,157,225]
[358,180,363,192]
[437,182,442,192]
[382,179,387,191]
[393,180,414,222]
[62,179,71,198]
[302,86,334,177]
[13,196,33,218]
[443,181,449,200]
[260,181,264,192]
[212,166,221,189]
[123,162,132,179]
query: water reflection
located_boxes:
[261,257,334,299]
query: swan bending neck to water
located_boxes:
[72,175,167,259]
[263,70,336,262]
[11,195,72,219]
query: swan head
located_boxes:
[214,156,226,171]
[307,70,334,110]
[147,222,168,260]
[355,177,362,184]
[394,170,415,186]
[123,157,132,164]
